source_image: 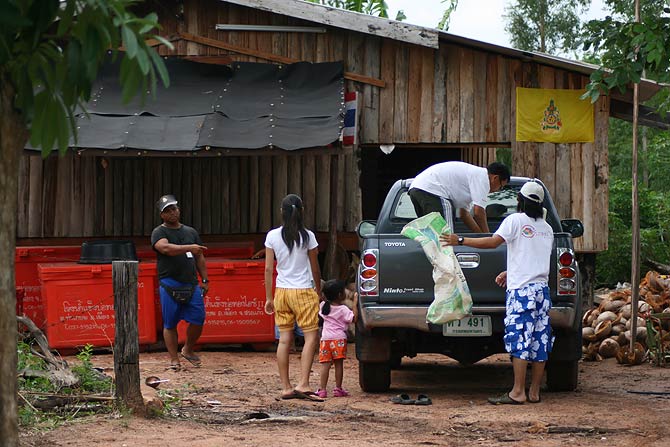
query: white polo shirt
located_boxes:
[410,162,490,209]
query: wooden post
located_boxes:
[629,0,641,354]
[112,261,145,415]
[324,153,340,280]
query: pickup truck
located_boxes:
[355,176,584,392]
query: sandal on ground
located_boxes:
[180,351,202,367]
[332,386,349,397]
[487,393,524,405]
[166,362,181,372]
[415,394,432,405]
[390,393,415,405]
[315,388,328,398]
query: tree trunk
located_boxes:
[0,76,30,445]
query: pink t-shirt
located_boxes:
[319,302,354,340]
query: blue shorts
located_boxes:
[503,282,554,362]
[159,277,205,329]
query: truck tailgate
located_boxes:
[375,234,507,305]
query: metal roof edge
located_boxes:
[220,0,439,49]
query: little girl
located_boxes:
[264,194,323,401]
[315,280,358,398]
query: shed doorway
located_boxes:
[359,146,462,220]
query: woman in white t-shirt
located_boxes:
[441,181,554,405]
[264,194,324,401]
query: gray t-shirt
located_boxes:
[151,224,203,284]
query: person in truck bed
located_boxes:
[408,161,510,233]
[441,181,554,405]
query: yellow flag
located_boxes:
[516,88,594,143]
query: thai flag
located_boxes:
[341,91,357,146]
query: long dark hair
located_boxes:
[517,194,544,220]
[321,280,346,316]
[281,194,309,253]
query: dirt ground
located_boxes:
[20,345,670,447]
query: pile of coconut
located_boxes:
[582,270,670,364]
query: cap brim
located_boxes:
[159,201,178,212]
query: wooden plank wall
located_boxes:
[16,0,609,252]
[16,153,356,238]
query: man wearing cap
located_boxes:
[151,194,209,370]
[440,181,554,405]
[409,161,511,233]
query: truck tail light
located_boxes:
[559,251,574,266]
[362,253,377,268]
[557,248,577,295]
[359,249,378,296]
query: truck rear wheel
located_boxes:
[546,360,579,391]
[358,361,391,392]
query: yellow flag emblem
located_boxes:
[516,88,594,143]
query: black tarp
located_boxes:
[27,59,345,152]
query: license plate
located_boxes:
[443,315,492,337]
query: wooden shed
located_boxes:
[17,0,665,277]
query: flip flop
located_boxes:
[180,351,202,367]
[488,393,524,405]
[415,394,432,405]
[280,390,301,400]
[390,393,415,405]
[293,390,325,402]
[166,362,181,372]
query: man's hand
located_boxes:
[472,205,490,233]
[495,271,507,288]
[189,244,207,256]
[440,233,459,246]
[200,281,210,295]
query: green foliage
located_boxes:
[0,0,171,156]
[17,343,114,428]
[71,345,113,394]
[304,0,398,19]
[304,0,459,29]
[504,0,590,55]
[596,178,670,286]
[581,1,670,106]
[608,117,670,192]
[437,0,458,31]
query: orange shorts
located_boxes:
[319,339,348,363]
[274,287,319,333]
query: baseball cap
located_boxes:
[520,181,544,204]
[156,194,178,212]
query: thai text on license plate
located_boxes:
[443,315,492,336]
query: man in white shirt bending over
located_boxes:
[408,161,510,233]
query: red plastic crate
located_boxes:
[136,241,255,262]
[15,246,81,329]
[176,259,275,344]
[38,262,157,349]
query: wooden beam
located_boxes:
[182,55,234,65]
[178,31,386,88]
[221,0,439,49]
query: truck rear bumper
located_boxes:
[360,305,576,332]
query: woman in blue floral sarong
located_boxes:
[441,181,554,405]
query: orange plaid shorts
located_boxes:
[319,338,348,363]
